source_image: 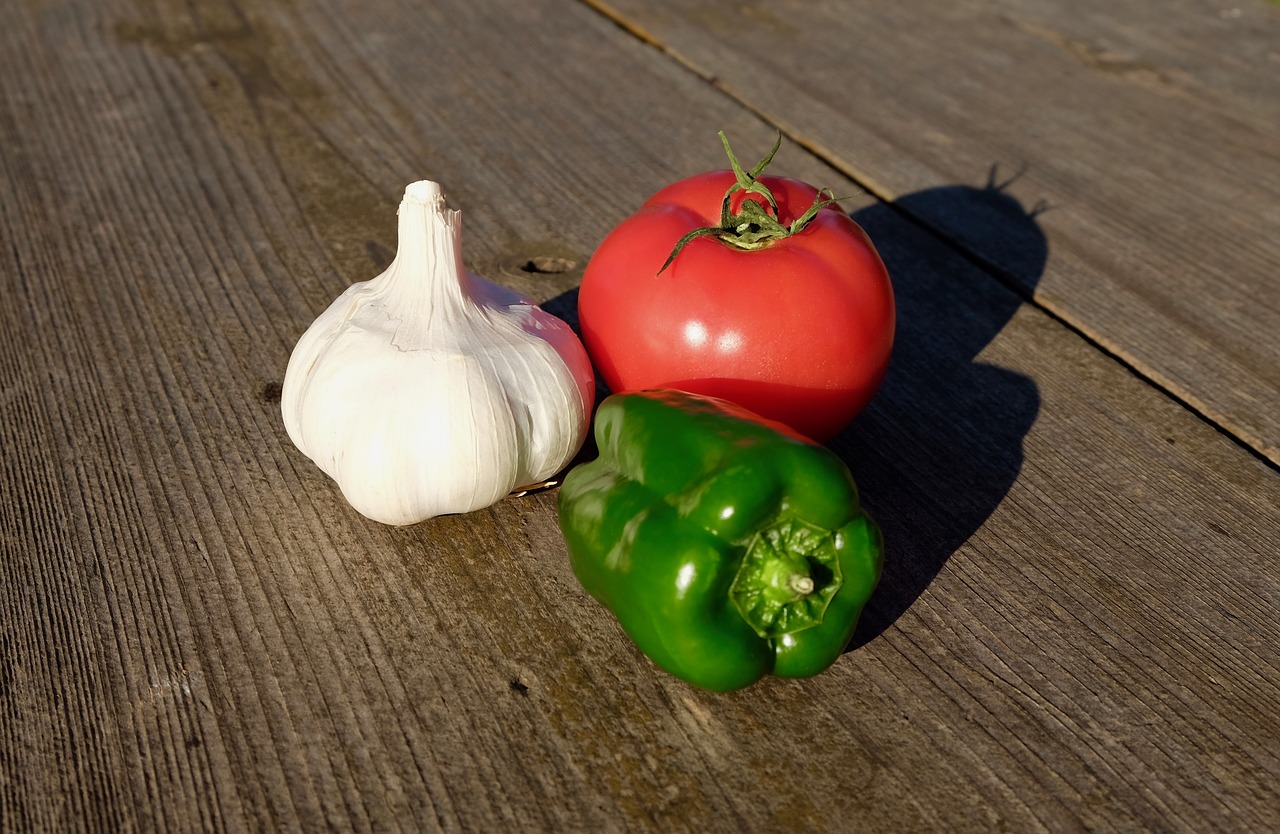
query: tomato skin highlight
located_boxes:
[578,171,895,441]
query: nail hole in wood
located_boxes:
[520,256,576,274]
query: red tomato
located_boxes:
[578,169,895,441]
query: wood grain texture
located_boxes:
[1,0,1277,831]
[588,0,1280,464]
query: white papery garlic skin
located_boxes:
[282,180,595,525]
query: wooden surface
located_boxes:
[1,0,1277,831]
[592,0,1280,465]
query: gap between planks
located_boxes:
[573,0,1279,474]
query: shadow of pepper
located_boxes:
[836,176,1048,648]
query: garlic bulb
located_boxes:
[282,180,595,525]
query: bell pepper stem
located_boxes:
[729,518,843,639]
[790,575,816,596]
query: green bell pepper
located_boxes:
[557,389,883,692]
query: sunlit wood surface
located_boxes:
[2,0,1277,830]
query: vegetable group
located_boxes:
[282,181,594,525]
[577,133,895,441]
[281,134,889,692]
[558,390,883,692]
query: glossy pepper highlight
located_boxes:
[557,390,883,692]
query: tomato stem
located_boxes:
[658,131,852,274]
[721,130,782,217]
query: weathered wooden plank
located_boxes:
[586,0,1280,464]
[0,0,1276,832]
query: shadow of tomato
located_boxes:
[836,176,1047,648]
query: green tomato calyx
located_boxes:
[658,131,849,274]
